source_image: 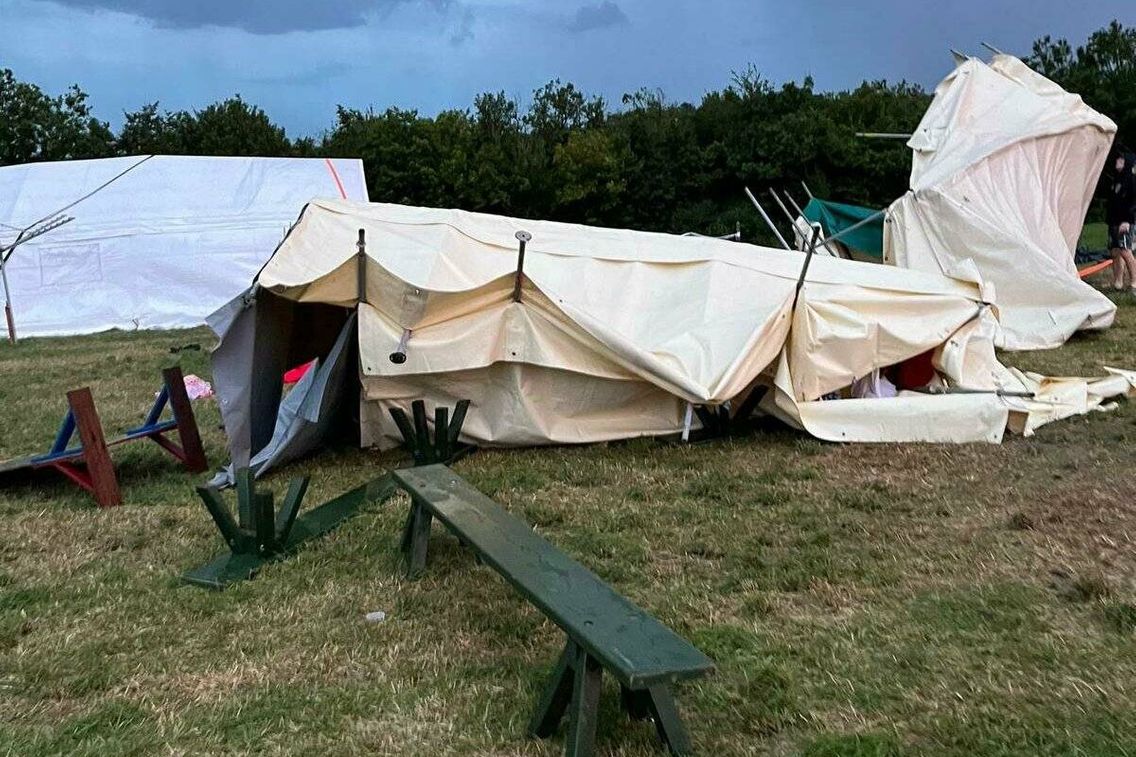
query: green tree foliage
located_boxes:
[118,97,291,157]
[0,69,114,164]
[1028,20,1135,151]
[0,22,1130,237]
[1028,21,1136,216]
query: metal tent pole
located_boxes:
[743,187,791,251]
[1,256,15,344]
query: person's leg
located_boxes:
[1108,226,1125,289]
[1121,247,1136,291]
[1111,248,1126,289]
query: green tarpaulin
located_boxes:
[801,197,884,259]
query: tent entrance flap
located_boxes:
[209,290,359,483]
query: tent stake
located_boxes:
[512,230,531,303]
[743,187,791,250]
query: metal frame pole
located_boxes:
[743,187,791,251]
[512,231,531,303]
[1,256,15,344]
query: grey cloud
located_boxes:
[40,0,454,34]
[567,1,628,32]
[450,7,474,46]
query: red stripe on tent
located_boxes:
[324,158,348,199]
[1078,259,1113,279]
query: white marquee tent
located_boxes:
[0,155,368,337]
[885,54,1117,350]
[209,200,1135,477]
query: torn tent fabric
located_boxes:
[884,54,1117,350]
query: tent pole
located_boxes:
[792,226,822,308]
[389,329,411,365]
[743,187,791,251]
[767,189,798,232]
[356,229,368,305]
[512,231,531,303]
[800,181,814,200]
[1,257,15,344]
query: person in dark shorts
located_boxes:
[1107,152,1136,292]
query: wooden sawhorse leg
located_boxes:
[159,366,208,472]
[66,387,121,508]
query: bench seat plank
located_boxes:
[393,464,714,690]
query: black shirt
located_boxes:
[1107,164,1136,226]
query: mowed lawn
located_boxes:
[1,290,1135,756]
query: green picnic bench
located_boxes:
[391,464,715,756]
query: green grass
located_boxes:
[1080,221,1109,251]
[1,289,1135,755]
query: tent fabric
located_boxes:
[0,155,368,337]
[884,54,1117,350]
[205,198,1136,456]
[801,197,884,258]
[209,311,358,485]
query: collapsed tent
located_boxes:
[884,54,1117,350]
[797,197,884,261]
[210,199,1136,475]
[0,155,368,337]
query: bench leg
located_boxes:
[565,646,602,757]
[399,502,415,554]
[620,685,651,721]
[405,500,432,578]
[529,640,577,738]
[645,685,692,756]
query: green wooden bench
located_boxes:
[391,464,715,756]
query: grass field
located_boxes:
[1,288,1135,756]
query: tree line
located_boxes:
[1,22,1131,243]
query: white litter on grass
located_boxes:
[364,611,387,624]
[183,374,214,400]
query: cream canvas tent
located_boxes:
[884,54,1117,350]
[0,155,368,337]
[209,199,1135,477]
